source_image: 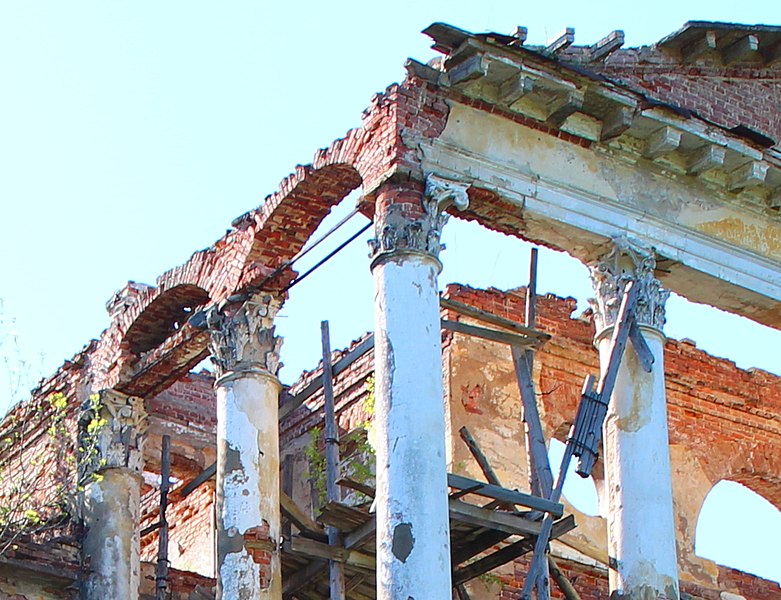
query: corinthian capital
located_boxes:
[588,236,670,333]
[80,389,147,478]
[206,293,283,378]
[368,175,469,262]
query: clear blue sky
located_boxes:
[1,0,779,584]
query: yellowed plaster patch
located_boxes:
[693,216,781,261]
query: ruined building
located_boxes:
[1,19,780,600]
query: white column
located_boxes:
[81,389,147,600]
[369,176,468,600]
[208,293,283,600]
[590,237,679,600]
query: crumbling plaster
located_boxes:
[421,102,781,328]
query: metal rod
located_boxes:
[321,321,346,600]
[283,222,371,292]
[255,207,361,291]
[156,435,171,600]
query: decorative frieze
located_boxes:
[207,293,283,378]
[368,175,469,261]
[80,389,147,478]
[589,236,670,333]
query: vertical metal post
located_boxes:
[321,321,346,600]
[156,434,171,600]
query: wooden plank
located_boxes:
[179,462,216,498]
[343,515,376,550]
[321,320,346,600]
[280,334,375,419]
[452,516,576,586]
[448,498,543,537]
[280,491,325,539]
[458,427,501,485]
[282,454,294,541]
[548,556,583,600]
[337,478,375,499]
[447,473,563,516]
[628,320,654,373]
[451,530,511,566]
[512,347,554,498]
[441,320,539,348]
[288,537,375,570]
[440,297,549,342]
[156,435,171,600]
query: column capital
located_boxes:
[368,175,469,268]
[589,236,670,334]
[207,292,283,381]
[80,389,147,477]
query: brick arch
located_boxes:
[725,460,781,512]
[124,284,210,355]
[233,154,367,290]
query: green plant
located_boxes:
[77,393,107,486]
[305,426,327,507]
[305,374,378,507]
[0,392,74,556]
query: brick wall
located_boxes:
[585,48,781,144]
[443,283,781,599]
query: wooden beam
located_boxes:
[441,320,539,348]
[447,473,563,516]
[283,515,375,598]
[179,462,216,498]
[343,515,376,549]
[336,478,376,498]
[548,555,583,600]
[459,426,501,485]
[320,320,346,600]
[512,347,554,497]
[628,320,654,373]
[280,491,325,539]
[288,536,375,570]
[448,498,544,536]
[451,530,512,566]
[280,334,374,419]
[643,126,681,160]
[452,515,576,585]
[440,297,550,341]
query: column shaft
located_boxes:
[209,293,283,600]
[80,389,146,600]
[590,238,679,600]
[369,177,468,600]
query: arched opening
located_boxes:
[124,284,210,355]
[548,438,600,517]
[695,480,781,583]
